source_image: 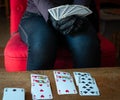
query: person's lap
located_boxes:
[18,12,101,70]
[65,24,101,68]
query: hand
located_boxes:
[58,16,77,35]
[70,16,88,34]
[48,14,76,34]
[48,14,87,35]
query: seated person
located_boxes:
[18,0,101,70]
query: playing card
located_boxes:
[73,72,100,96]
[48,4,92,20]
[78,78,100,96]
[2,88,25,100]
[31,74,53,100]
[53,71,77,95]
[31,74,50,86]
[32,83,53,100]
[62,5,83,17]
[59,5,70,18]
[64,5,92,17]
[73,72,93,86]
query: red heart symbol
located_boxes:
[58,72,61,74]
[66,90,69,93]
[40,89,44,92]
[63,80,66,82]
[59,76,62,78]
[39,84,43,86]
[34,80,39,82]
[41,95,44,98]
[32,76,37,78]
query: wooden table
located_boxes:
[0,67,120,100]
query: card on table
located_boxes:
[31,74,53,100]
[2,88,25,100]
[73,72,93,86]
[78,78,100,96]
[53,70,77,95]
[73,72,100,96]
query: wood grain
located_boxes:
[0,67,120,100]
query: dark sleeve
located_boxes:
[33,0,54,21]
[88,0,99,32]
[73,0,91,6]
[32,0,91,21]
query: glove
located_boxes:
[70,16,89,34]
[48,14,76,35]
[58,16,77,35]
[48,14,87,35]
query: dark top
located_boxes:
[26,0,99,32]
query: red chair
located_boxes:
[4,0,116,72]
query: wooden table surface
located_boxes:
[0,67,120,100]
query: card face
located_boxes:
[73,72,100,96]
[78,78,100,96]
[53,71,77,95]
[2,88,25,100]
[73,72,93,86]
[31,74,53,100]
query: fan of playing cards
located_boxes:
[48,4,92,21]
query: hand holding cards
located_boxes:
[48,4,92,21]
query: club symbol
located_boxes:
[88,82,92,84]
[86,84,89,86]
[82,81,85,83]
[86,89,90,91]
[89,86,93,89]
[63,72,67,74]
[84,91,88,94]
[81,78,85,80]
[82,86,87,89]
[91,91,95,94]
[88,78,92,80]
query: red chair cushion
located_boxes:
[4,33,116,72]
